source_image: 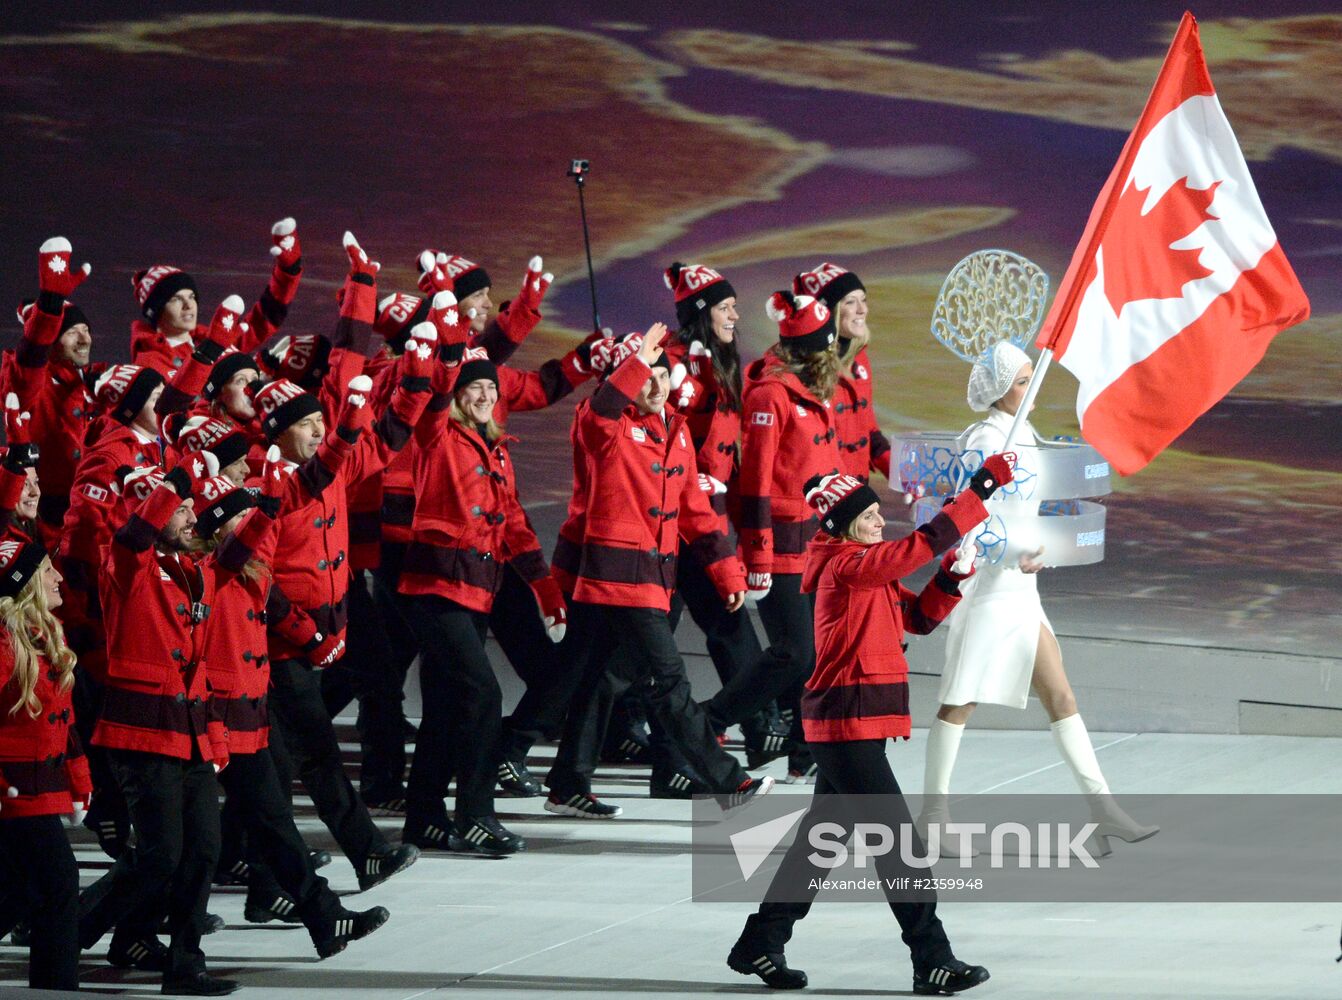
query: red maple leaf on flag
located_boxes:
[1101,177,1221,316]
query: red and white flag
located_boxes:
[1037,11,1310,475]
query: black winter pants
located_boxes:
[82,750,220,980]
[704,572,814,740]
[547,601,749,797]
[740,739,953,975]
[268,658,387,871]
[0,815,79,989]
[404,594,501,823]
[321,570,410,798]
[492,563,579,759]
[217,748,343,933]
[669,550,762,687]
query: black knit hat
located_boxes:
[665,261,736,329]
[203,349,260,400]
[254,379,323,442]
[457,356,499,389]
[0,530,47,600]
[58,303,89,335]
[94,364,165,426]
[805,472,881,538]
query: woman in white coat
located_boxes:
[921,342,1155,856]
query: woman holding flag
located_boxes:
[919,342,1157,858]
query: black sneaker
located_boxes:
[161,971,241,996]
[498,757,543,797]
[160,912,224,934]
[109,935,169,972]
[312,906,390,959]
[9,921,30,946]
[363,792,407,817]
[544,792,622,819]
[245,892,303,924]
[212,859,252,886]
[913,959,990,995]
[357,843,420,892]
[743,725,794,769]
[601,728,650,764]
[84,803,129,860]
[727,946,808,989]
[650,766,711,799]
[449,816,526,856]
[403,819,455,851]
[718,776,775,810]
[310,848,332,869]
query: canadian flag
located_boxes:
[1037,11,1310,475]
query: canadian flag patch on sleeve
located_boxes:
[751,411,774,427]
[83,484,109,503]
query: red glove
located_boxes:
[338,375,375,438]
[5,391,34,450]
[176,448,220,493]
[497,255,552,342]
[269,217,301,270]
[400,322,437,389]
[38,237,91,298]
[967,453,1015,501]
[745,570,772,602]
[429,290,471,363]
[340,231,380,323]
[305,631,345,667]
[529,575,568,644]
[200,295,246,356]
[257,444,287,518]
[416,249,452,295]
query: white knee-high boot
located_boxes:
[917,720,977,857]
[1050,714,1157,856]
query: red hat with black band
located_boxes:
[765,291,836,355]
[257,334,331,389]
[131,265,198,323]
[93,363,165,426]
[0,530,47,600]
[439,254,491,302]
[792,262,865,313]
[805,472,880,538]
[177,416,251,470]
[254,379,323,442]
[193,475,258,540]
[664,262,736,329]
[374,293,430,353]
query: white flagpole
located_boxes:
[1001,348,1054,453]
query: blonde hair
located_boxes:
[449,393,503,444]
[194,533,270,586]
[774,342,843,402]
[2,558,76,718]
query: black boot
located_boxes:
[913,959,990,995]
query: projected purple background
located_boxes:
[2,2,1338,656]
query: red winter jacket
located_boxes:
[202,509,281,756]
[738,354,842,576]
[565,354,745,611]
[0,643,92,818]
[93,482,238,765]
[129,261,300,373]
[663,339,741,515]
[264,378,427,662]
[550,404,590,597]
[799,492,987,742]
[399,385,550,613]
[57,424,162,681]
[833,346,892,482]
[378,343,594,566]
[1,302,103,547]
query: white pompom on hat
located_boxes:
[967,341,1032,412]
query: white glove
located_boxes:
[698,473,727,495]
[66,795,90,828]
[951,539,977,575]
[745,571,772,602]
